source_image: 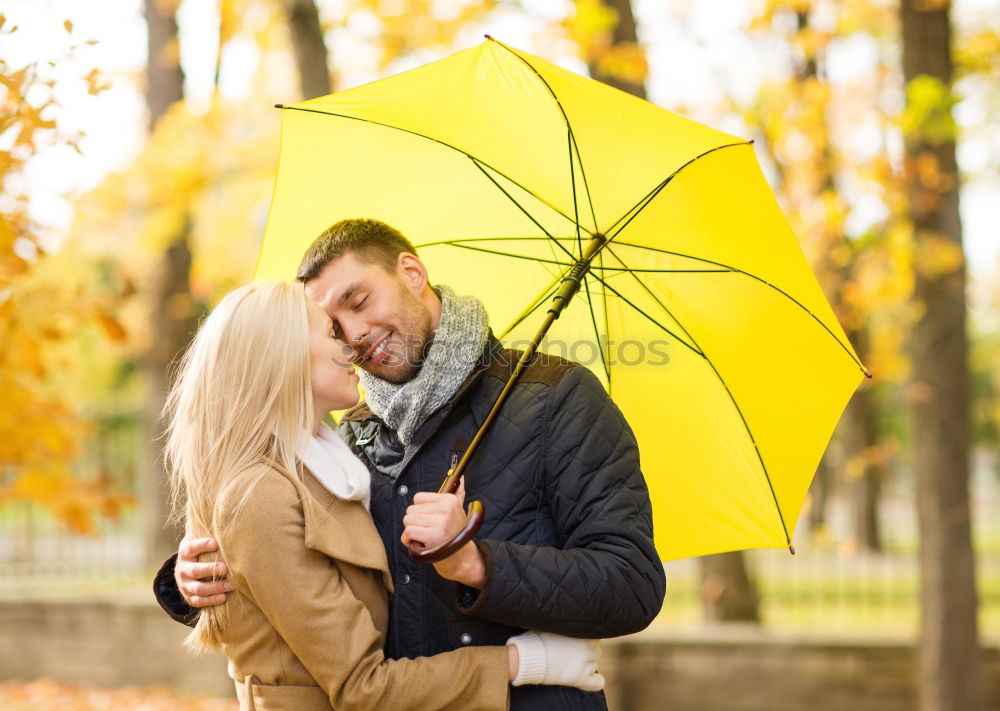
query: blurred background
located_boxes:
[0,0,997,709]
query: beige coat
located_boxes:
[211,462,509,711]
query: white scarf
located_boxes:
[296,423,371,510]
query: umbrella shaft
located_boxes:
[452,233,608,481]
[548,233,607,320]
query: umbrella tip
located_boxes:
[863,367,873,379]
[484,34,493,40]
[788,544,796,555]
[274,103,284,109]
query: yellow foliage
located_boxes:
[566,0,619,57]
[342,0,497,71]
[0,17,133,533]
[867,321,910,383]
[913,229,965,279]
[72,95,280,313]
[563,0,650,87]
[956,28,1000,76]
[899,75,958,145]
[595,42,649,85]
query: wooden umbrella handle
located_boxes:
[408,457,485,563]
[407,500,485,563]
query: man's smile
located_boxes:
[361,330,392,365]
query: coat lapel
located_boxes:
[295,468,394,592]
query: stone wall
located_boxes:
[2,600,998,709]
[602,626,1000,711]
[0,600,232,695]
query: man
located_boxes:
[154,218,665,709]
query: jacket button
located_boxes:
[460,633,472,644]
[397,485,409,496]
[401,574,411,584]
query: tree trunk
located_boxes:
[900,2,983,710]
[588,0,645,99]
[842,325,883,552]
[141,0,196,567]
[283,0,331,99]
[700,552,762,623]
[793,7,882,548]
[807,451,832,534]
[144,0,184,131]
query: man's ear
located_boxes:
[396,253,428,296]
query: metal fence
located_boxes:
[1,411,997,637]
[0,408,146,596]
[659,453,1000,635]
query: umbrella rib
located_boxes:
[586,271,702,357]
[424,242,573,339]
[488,38,599,237]
[603,241,870,377]
[588,267,793,549]
[600,251,611,393]
[280,105,580,229]
[468,158,555,238]
[581,272,612,383]
[423,243,729,290]
[602,243,706,362]
[604,141,752,240]
[421,239,577,265]
[420,236,579,251]
[570,127,599,234]
[568,131,581,244]
[499,279,563,339]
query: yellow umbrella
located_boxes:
[254,37,869,561]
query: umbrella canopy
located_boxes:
[254,38,868,561]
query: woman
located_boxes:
[163,281,602,710]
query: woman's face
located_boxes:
[307,298,361,414]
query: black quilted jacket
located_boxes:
[153,335,665,710]
[340,336,665,709]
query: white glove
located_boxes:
[507,631,605,691]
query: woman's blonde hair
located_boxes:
[163,281,315,652]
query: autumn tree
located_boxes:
[283,0,330,98]
[141,0,198,566]
[900,1,983,709]
[745,0,909,553]
[573,0,646,99]
[0,16,129,531]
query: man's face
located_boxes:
[303,252,433,384]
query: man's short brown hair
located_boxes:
[296,218,418,283]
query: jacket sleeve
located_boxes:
[457,365,666,637]
[221,471,509,711]
[152,554,200,627]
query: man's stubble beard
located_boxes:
[364,285,433,385]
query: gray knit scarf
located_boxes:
[359,285,488,445]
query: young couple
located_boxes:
[156,218,665,710]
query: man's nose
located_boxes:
[339,316,369,347]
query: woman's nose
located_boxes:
[331,339,358,366]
